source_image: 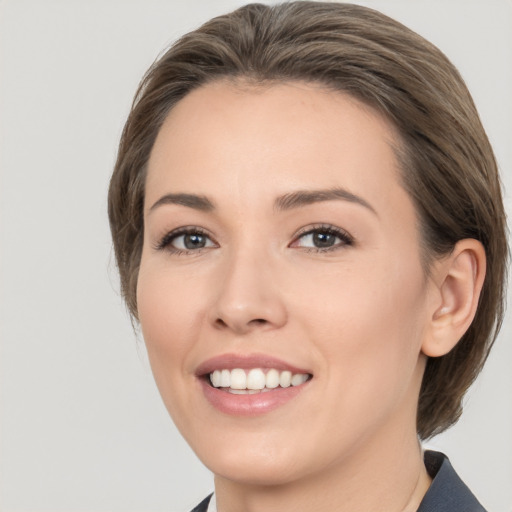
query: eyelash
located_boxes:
[154,226,216,255]
[154,224,354,255]
[292,224,354,253]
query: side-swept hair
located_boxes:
[108,2,508,439]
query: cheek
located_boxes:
[295,257,427,397]
[136,262,216,438]
[136,263,206,375]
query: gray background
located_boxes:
[0,0,510,511]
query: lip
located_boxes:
[196,353,312,416]
[195,353,311,376]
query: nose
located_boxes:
[210,249,288,335]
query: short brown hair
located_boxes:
[108,2,508,439]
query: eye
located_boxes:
[291,225,353,252]
[156,227,216,254]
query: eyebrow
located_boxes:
[148,187,377,216]
[149,193,215,213]
[274,187,377,215]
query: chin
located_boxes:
[191,426,339,489]
[209,454,307,487]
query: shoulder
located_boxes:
[189,493,213,512]
[417,450,487,512]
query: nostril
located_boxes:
[213,316,269,331]
[214,318,228,329]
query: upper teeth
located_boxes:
[209,368,309,390]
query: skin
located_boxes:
[137,81,484,512]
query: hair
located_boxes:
[108,1,508,440]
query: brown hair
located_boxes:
[108,2,508,439]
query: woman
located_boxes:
[108,2,508,511]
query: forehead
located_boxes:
[146,80,408,217]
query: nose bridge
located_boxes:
[211,238,287,333]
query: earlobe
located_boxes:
[422,239,486,358]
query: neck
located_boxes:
[214,421,431,512]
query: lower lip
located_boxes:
[200,379,309,416]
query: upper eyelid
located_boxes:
[292,224,353,240]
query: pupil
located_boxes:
[313,232,335,248]
[184,234,205,249]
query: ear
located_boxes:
[422,239,486,358]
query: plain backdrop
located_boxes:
[0,1,510,511]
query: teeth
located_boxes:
[280,370,292,388]
[209,368,310,391]
[265,369,280,389]
[228,389,260,394]
[230,368,247,390]
[291,373,309,386]
[211,370,221,387]
[247,368,266,390]
[220,369,230,387]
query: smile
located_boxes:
[197,354,313,415]
[210,368,310,393]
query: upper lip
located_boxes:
[195,353,312,376]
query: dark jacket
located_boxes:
[190,451,486,512]
[418,451,486,512]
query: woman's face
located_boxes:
[137,81,436,485]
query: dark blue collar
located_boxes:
[417,450,486,512]
[190,493,213,512]
[190,451,487,512]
